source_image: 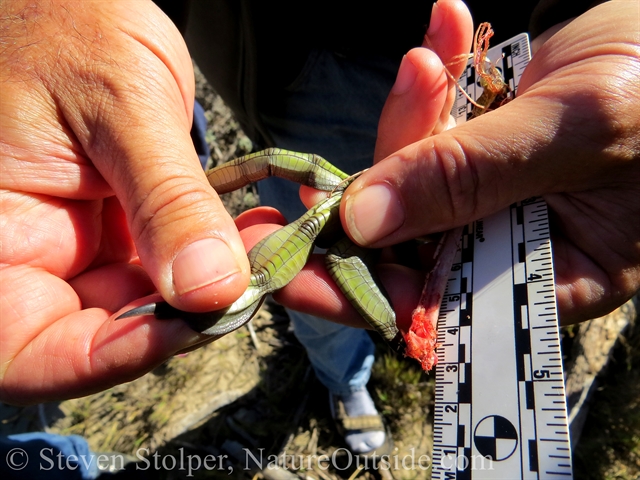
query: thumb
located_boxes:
[341,90,621,247]
[54,2,250,310]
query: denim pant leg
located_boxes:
[257,50,400,395]
[1,432,99,479]
[289,311,376,397]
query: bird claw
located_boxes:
[115,303,158,320]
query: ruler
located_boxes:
[431,34,573,479]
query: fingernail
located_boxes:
[391,55,418,95]
[427,1,443,37]
[345,183,405,245]
[173,238,241,295]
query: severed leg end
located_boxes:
[404,226,464,372]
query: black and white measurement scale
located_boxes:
[431,34,573,478]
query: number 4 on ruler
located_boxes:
[431,33,573,479]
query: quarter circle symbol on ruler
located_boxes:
[473,415,518,461]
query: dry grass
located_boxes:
[572,319,640,480]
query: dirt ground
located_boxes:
[1,65,638,480]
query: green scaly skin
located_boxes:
[118,149,403,351]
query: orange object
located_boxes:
[404,227,463,371]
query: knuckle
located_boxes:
[427,136,482,226]
[128,173,218,245]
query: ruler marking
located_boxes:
[514,225,532,480]
[434,33,572,479]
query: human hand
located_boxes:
[339,0,640,324]
[0,0,251,405]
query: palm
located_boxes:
[515,3,640,321]
[546,189,640,323]
[2,192,181,404]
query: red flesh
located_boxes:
[404,227,464,371]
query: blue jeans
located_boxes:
[1,432,99,479]
[257,50,400,396]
